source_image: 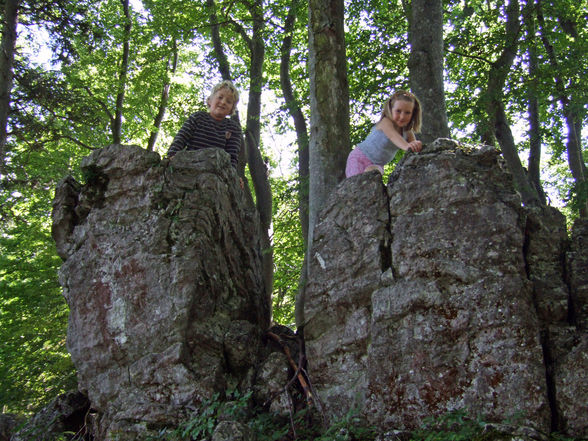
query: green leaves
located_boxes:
[0,191,76,412]
[165,390,252,440]
[270,175,304,327]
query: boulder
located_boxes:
[525,206,570,324]
[304,140,552,432]
[567,218,588,330]
[303,169,389,417]
[48,141,588,439]
[51,145,270,439]
[553,217,588,437]
[9,391,89,441]
[212,420,253,441]
[553,333,588,438]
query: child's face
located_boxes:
[391,99,414,129]
[208,87,235,120]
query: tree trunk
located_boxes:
[407,0,450,143]
[147,41,178,151]
[280,0,309,247]
[536,0,586,216]
[244,3,272,232]
[522,3,546,205]
[241,2,273,299]
[564,115,586,216]
[112,0,131,144]
[281,0,310,332]
[485,0,541,207]
[0,0,19,174]
[298,0,349,329]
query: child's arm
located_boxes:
[167,114,197,157]
[375,118,422,152]
[405,130,422,152]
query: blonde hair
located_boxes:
[380,90,422,133]
[208,80,240,115]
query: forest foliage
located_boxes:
[0,0,586,414]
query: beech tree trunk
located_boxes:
[112,0,131,144]
[245,2,274,297]
[536,0,586,216]
[281,0,310,331]
[0,0,19,174]
[523,3,546,205]
[280,0,309,247]
[297,0,349,329]
[407,0,450,143]
[147,41,178,151]
[485,0,541,207]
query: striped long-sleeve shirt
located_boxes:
[167,111,242,168]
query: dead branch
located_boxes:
[266,331,313,406]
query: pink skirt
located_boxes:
[345,147,384,177]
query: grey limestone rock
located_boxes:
[553,333,588,438]
[9,391,89,441]
[303,139,583,434]
[303,169,390,416]
[211,420,253,441]
[567,218,588,330]
[49,140,587,440]
[51,145,270,439]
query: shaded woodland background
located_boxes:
[0,0,586,414]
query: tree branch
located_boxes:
[83,86,113,121]
[445,48,491,65]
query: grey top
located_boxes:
[358,126,407,166]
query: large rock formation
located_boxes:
[48,141,588,440]
[303,139,587,437]
[555,217,588,437]
[52,145,271,439]
[567,218,588,330]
